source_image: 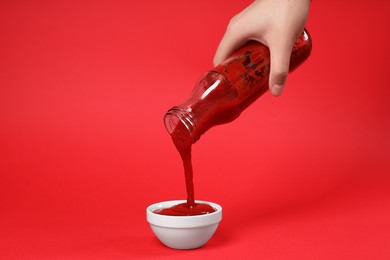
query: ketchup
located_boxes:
[154,121,216,216]
[155,29,312,216]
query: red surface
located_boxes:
[1,0,389,259]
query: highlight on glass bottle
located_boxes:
[164,29,312,144]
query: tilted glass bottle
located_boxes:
[164,29,312,143]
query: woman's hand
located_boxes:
[213,0,310,96]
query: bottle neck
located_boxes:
[164,106,199,143]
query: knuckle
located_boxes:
[226,17,245,34]
[271,67,289,78]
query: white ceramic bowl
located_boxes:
[146,200,222,250]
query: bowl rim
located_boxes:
[146,200,222,228]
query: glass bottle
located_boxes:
[164,29,312,144]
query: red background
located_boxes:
[1,0,390,259]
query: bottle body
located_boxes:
[164,29,312,143]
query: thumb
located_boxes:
[268,41,293,96]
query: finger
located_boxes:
[268,39,294,96]
[213,20,248,66]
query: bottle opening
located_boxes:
[164,107,197,140]
[164,113,180,135]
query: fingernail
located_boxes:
[271,84,284,96]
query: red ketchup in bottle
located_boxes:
[155,29,312,216]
